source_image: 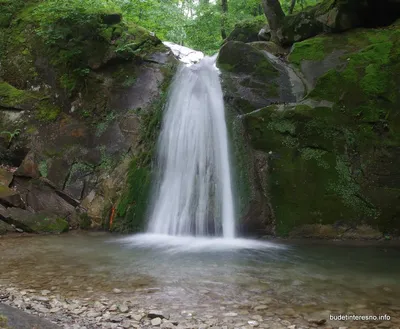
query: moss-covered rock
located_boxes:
[4,208,69,233]
[217,41,278,79]
[225,16,266,43]
[241,22,400,237]
[0,0,177,233]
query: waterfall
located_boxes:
[147,56,235,238]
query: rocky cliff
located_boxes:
[218,13,400,238]
[0,0,177,234]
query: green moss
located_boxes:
[0,81,39,108]
[30,214,69,233]
[35,101,61,122]
[243,103,378,236]
[226,16,266,43]
[113,158,151,232]
[289,37,327,66]
[266,24,400,235]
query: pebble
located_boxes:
[131,313,143,321]
[1,285,399,329]
[118,304,129,313]
[151,317,163,326]
[248,320,259,327]
[112,288,122,294]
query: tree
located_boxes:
[221,0,228,39]
[261,0,285,42]
[288,0,296,14]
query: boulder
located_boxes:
[226,17,267,43]
[4,208,69,233]
[240,22,400,236]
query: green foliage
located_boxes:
[114,158,151,232]
[0,128,21,145]
[35,101,61,122]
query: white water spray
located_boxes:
[147,56,235,238]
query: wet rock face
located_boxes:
[218,13,400,237]
[217,41,303,236]
[0,1,177,233]
[240,22,400,237]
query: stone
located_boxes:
[33,296,49,302]
[94,301,106,312]
[131,314,143,321]
[4,208,69,233]
[248,320,260,327]
[109,304,118,311]
[254,305,268,311]
[223,312,238,317]
[41,290,51,296]
[86,311,101,318]
[151,317,162,326]
[148,310,169,320]
[110,315,124,322]
[118,304,129,313]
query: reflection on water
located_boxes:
[0,232,399,316]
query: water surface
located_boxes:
[1,233,399,327]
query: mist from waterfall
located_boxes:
[147,56,235,238]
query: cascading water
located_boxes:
[147,55,235,238]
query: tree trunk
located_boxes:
[221,0,228,40]
[261,0,285,43]
[289,0,296,14]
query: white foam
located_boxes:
[113,234,286,253]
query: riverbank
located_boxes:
[1,284,398,329]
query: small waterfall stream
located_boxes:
[147,56,235,238]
